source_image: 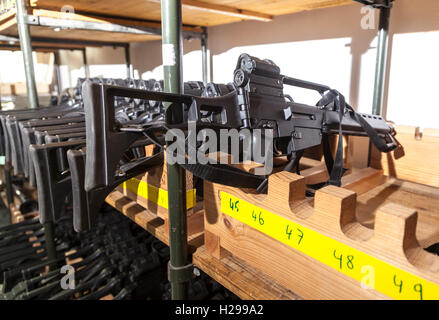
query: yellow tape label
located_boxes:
[122,178,196,210]
[221,191,439,300]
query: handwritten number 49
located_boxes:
[393,275,423,300]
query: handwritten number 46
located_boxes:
[252,211,264,225]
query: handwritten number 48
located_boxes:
[333,250,354,270]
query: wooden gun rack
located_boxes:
[106,158,204,251]
[201,126,439,300]
[104,126,439,300]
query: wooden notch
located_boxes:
[204,229,229,260]
[373,203,418,253]
[313,185,374,241]
[267,171,306,204]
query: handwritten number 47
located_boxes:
[286,225,303,245]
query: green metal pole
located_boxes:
[16,0,39,109]
[201,27,208,84]
[16,0,57,264]
[53,51,62,96]
[125,44,132,78]
[161,0,189,300]
[4,163,14,223]
[43,221,57,270]
[82,49,90,78]
[371,6,391,115]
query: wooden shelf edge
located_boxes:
[193,245,302,300]
[105,190,203,251]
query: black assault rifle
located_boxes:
[78,54,398,229]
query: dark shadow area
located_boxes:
[356,184,399,228]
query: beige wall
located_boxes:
[0,51,54,85]
[58,46,127,90]
[129,0,439,126]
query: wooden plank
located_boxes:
[0,0,16,13]
[0,22,161,43]
[0,190,38,223]
[301,163,328,185]
[0,0,354,40]
[193,245,302,300]
[0,8,170,43]
[30,8,202,33]
[118,183,204,239]
[181,0,272,21]
[105,190,168,244]
[115,157,197,224]
[13,82,50,94]
[370,125,439,188]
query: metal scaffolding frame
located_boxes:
[82,48,90,78]
[201,27,209,84]
[53,51,61,96]
[11,0,207,113]
[16,0,39,110]
[125,44,132,79]
[353,0,394,115]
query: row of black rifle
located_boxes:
[0,206,236,299]
[1,54,399,238]
[0,75,237,299]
